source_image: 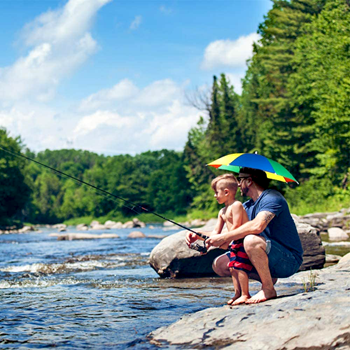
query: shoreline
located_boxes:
[148,253,350,349]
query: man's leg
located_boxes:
[212,253,231,277]
[243,234,277,303]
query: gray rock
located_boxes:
[325,254,342,264]
[76,224,89,231]
[123,221,134,229]
[328,227,349,241]
[296,223,325,270]
[110,222,123,229]
[128,231,146,238]
[149,254,350,349]
[18,226,35,233]
[90,224,109,230]
[132,218,146,228]
[104,220,117,228]
[149,230,227,278]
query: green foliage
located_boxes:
[285,177,350,215]
[22,148,192,224]
[0,129,31,226]
[288,0,350,184]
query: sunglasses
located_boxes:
[237,176,251,184]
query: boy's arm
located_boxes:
[229,201,247,229]
[211,209,225,235]
[185,209,225,246]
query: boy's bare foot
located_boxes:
[227,295,240,305]
[245,288,277,304]
[230,295,250,306]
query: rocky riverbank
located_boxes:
[149,253,350,349]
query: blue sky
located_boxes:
[0,0,272,155]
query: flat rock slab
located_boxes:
[149,253,350,349]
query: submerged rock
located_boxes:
[149,254,350,349]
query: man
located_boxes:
[206,167,303,304]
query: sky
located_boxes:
[0,0,272,156]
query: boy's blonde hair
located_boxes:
[211,173,238,192]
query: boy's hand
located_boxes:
[185,232,198,247]
[206,234,227,249]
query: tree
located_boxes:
[0,129,31,225]
[240,0,327,179]
[288,0,350,185]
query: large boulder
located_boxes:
[149,230,227,278]
[149,219,325,278]
[296,222,325,270]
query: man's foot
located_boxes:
[230,295,250,306]
[245,288,277,304]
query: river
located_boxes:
[0,226,237,349]
[0,225,346,349]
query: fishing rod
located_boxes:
[0,145,209,242]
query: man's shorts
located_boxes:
[225,237,301,279]
[265,238,301,278]
[226,239,254,274]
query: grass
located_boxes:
[302,270,319,292]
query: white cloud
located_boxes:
[72,78,201,154]
[74,110,137,137]
[130,15,142,30]
[201,33,260,70]
[0,78,201,155]
[0,0,111,102]
[0,103,77,150]
[79,79,139,111]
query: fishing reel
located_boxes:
[190,241,207,254]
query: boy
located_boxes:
[185,174,253,306]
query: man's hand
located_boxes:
[185,232,199,247]
[206,234,227,249]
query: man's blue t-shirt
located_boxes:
[243,189,303,265]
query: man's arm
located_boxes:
[206,210,275,248]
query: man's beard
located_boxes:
[241,187,249,197]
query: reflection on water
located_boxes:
[1,227,346,349]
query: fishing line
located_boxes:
[0,145,208,240]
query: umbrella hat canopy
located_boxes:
[208,153,298,184]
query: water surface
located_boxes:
[1,226,343,349]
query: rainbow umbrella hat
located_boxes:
[208,153,299,184]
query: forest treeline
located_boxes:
[1,0,349,226]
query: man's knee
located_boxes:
[243,234,265,253]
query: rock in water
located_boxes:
[149,230,227,278]
[128,231,146,238]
